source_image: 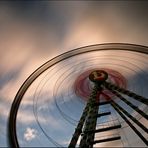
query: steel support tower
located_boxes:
[68,70,148,148]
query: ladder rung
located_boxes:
[96,101,111,106]
[97,112,111,117]
[95,124,121,133]
[92,136,121,144]
[84,124,121,134]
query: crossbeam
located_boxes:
[84,124,121,134]
[97,112,111,117]
[96,101,111,106]
[92,136,121,144]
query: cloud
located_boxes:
[0,1,148,147]
[24,127,37,141]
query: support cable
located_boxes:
[110,100,148,133]
[104,87,148,120]
[111,100,148,146]
[104,82,148,105]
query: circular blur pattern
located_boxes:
[74,68,126,100]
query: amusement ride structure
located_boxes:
[9,43,148,147]
[69,70,148,147]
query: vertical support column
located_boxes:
[79,85,101,148]
[79,70,108,148]
[68,94,92,147]
[69,70,108,148]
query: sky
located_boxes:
[0,1,148,147]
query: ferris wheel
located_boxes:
[9,43,148,147]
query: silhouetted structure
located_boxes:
[69,70,148,148]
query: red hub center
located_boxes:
[89,70,108,83]
[73,68,126,101]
